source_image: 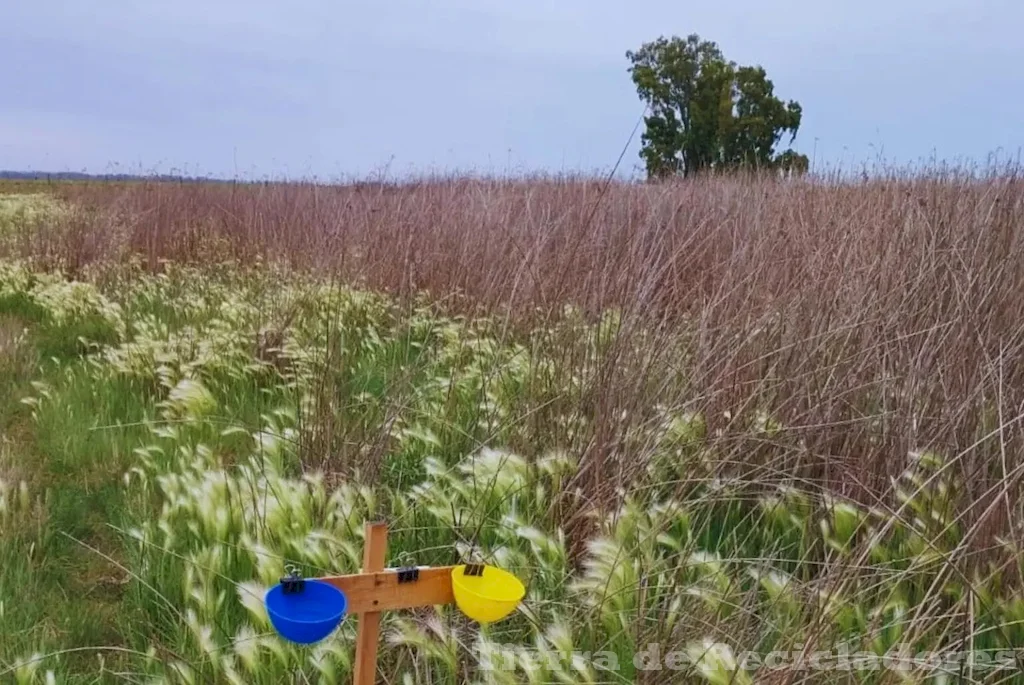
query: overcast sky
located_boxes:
[3,1,1022,179]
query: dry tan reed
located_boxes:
[9,172,1024,543]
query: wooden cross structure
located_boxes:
[319,521,457,685]
[268,519,524,684]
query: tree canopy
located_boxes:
[626,34,809,179]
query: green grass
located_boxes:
[2,223,1024,682]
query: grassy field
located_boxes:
[1,172,1024,683]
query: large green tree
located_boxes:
[626,34,808,178]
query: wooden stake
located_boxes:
[353,521,388,685]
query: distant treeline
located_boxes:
[0,170,220,182]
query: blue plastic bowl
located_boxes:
[265,579,348,645]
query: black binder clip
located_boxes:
[397,566,420,583]
[280,565,305,594]
[462,563,485,577]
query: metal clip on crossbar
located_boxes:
[396,566,420,583]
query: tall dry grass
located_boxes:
[8,171,1024,551]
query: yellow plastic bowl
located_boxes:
[451,564,525,623]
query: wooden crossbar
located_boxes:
[320,565,456,614]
